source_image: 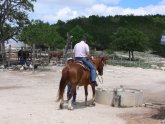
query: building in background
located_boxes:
[5,39,30,52]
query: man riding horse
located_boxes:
[57,55,108,110]
[67,36,97,104]
[57,36,109,110]
[73,36,98,86]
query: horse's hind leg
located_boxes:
[84,85,89,106]
[67,84,76,110]
[59,80,68,109]
[60,98,64,109]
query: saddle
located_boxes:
[75,60,89,70]
[66,58,89,70]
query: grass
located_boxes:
[107,51,165,69]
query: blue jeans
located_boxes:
[75,57,96,82]
[19,57,25,65]
[67,82,77,102]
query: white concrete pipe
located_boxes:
[95,87,143,107]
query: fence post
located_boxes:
[1,42,6,65]
[8,45,11,66]
[147,53,149,68]
[112,55,114,65]
[138,59,140,67]
[121,57,123,66]
[32,44,35,71]
[0,43,2,64]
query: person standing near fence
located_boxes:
[18,47,25,65]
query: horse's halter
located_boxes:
[97,58,105,76]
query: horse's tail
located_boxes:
[56,67,69,102]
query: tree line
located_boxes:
[20,15,165,60]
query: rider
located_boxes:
[67,36,97,104]
[73,35,98,86]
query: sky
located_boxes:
[29,0,165,24]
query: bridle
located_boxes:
[96,58,105,84]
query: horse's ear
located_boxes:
[102,56,109,64]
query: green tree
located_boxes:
[69,25,85,45]
[20,20,65,49]
[0,0,35,63]
[112,27,149,60]
[55,20,66,38]
[69,25,93,46]
[0,0,35,43]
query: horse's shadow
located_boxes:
[57,100,96,110]
[151,109,165,120]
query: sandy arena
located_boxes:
[0,65,165,124]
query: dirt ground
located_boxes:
[0,65,165,124]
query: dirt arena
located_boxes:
[0,65,165,124]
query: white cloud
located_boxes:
[87,4,165,16]
[122,5,165,15]
[29,1,165,24]
[86,4,123,16]
[86,4,165,16]
[97,0,121,5]
[42,7,79,23]
[159,0,165,5]
[35,0,96,7]
[35,0,121,6]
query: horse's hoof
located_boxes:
[72,101,77,105]
[68,106,74,110]
[60,104,63,109]
[91,103,96,106]
[85,103,89,106]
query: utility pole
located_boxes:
[63,32,73,59]
[32,44,35,71]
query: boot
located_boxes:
[91,81,98,86]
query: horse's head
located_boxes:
[92,56,109,76]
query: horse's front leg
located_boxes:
[91,85,96,106]
[84,85,89,106]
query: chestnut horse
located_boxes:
[57,56,109,110]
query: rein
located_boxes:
[94,57,105,84]
[97,73,103,84]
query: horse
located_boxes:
[56,56,109,110]
[48,51,63,62]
